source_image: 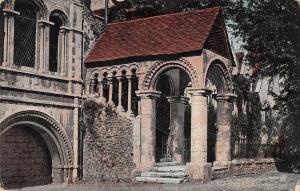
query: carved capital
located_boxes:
[188,88,212,97]
[135,90,161,99]
[215,94,237,102]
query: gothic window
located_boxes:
[49,15,63,72]
[14,1,38,67]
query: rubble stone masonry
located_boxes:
[83,109,135,182]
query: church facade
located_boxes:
[0,0,84,189]
[0,0,238,189]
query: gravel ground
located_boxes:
[12,171,300,191]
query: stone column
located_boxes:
[2,9,19,67]
[116,76,125,112]
[135,90,161,171]
[187,88,212,180]
[127,76,134,117]
[38,22,45,72]
[99,79,104,98]
[108,78,114,106]
[215,94,236,165]
[60,27,67,76]
[167,96,190,164]
[72,98,79,181]
[38,20,52,73]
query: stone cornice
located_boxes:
[0,96,78,108]
[0,66,83,83]
[0,84,81,98]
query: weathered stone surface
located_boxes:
[83,107,135,182]
[0,127,52,189]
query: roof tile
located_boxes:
[86,7,220,63]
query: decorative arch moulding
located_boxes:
[0,110,73,165]
[142,59,199,90]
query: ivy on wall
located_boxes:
[232,74,262,143]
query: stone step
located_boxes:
[151,165,186,172]
[160,158,173,163]
[154,161,180,167]
[136,176,185,184]
[141,171,187,178]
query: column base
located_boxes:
[186,162,212,182]
[116,106,125,113]
[127,111,135,117]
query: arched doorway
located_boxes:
[0,111,73,189]
[205,60,234,164]
[154,68,192,163]
[0,125,52,189]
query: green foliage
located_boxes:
[108,0,236,22]
[230,0,300,171]
[81,99,117,140]
[232,74,262,142]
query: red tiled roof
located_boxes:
[86,7,221,63]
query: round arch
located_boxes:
[143,59,198,90]
[49,9,69,27]
[204,59,232,94]
[12,0,48,18]
[0,110,73,183]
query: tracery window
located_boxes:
[14,1,37,67]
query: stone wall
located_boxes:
[231,158,277,176]
[83,107,135,182]
[0,127,52,189]
[212,158,277,179]
[82,1,105,57]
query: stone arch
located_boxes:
[0,110,73,184]
[128,64,139,74]
[108,66,118,77]
[143,59,198,90]
[99,67,109,77]
[49,9,69,27]
[12,0,48,18]
[117,65,129,76]
[205,59,232,94]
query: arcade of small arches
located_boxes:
[86,59,236,178]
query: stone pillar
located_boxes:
[72,98,79,181]
[60,27,67,76]
[214,94,236,165]
[167,96,190,164]
[127,76,134,117]
[135,90,161,171]
[38,22,45,72]
[2,9,19,67]
[99,80,104,98]
[116,76,125,112]
[108,78,114,105]
[187,88,212,180]
[38,20,52,73]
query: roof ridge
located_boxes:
[107,6,220,26]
